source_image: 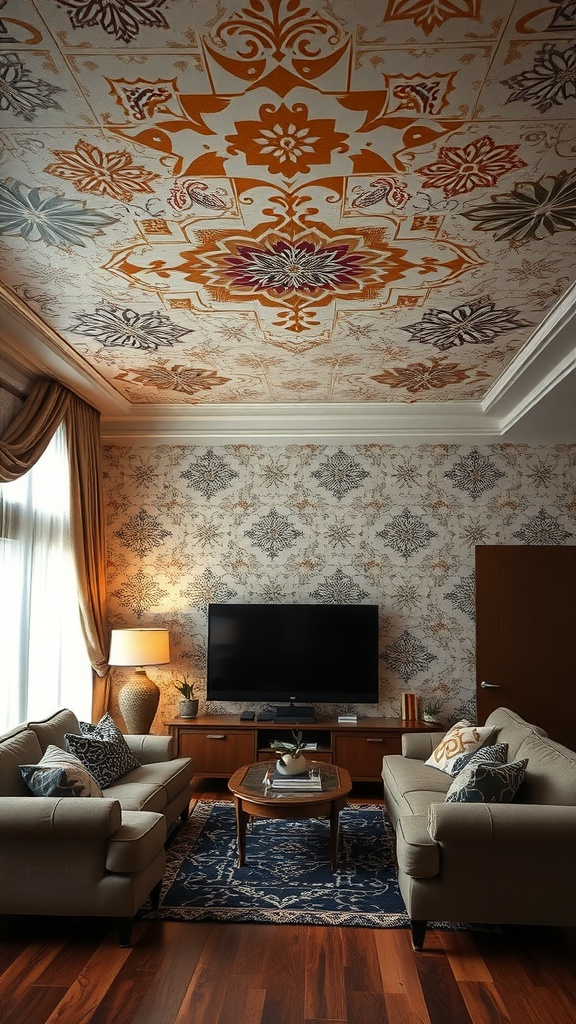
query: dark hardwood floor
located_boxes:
[2,779,575,1024]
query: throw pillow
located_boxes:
[450,742,509,776]
[445,758,528,803]
[425,720,496,775]
[65,713,140,789]
[20,744,103,798]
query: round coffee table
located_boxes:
[227,760,352,872]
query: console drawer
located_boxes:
[179,729,256,776]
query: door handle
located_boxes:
[480,681,500,688]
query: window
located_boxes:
[0,423,92,731]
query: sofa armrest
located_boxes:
[0,796,122,839]
[428,801,576,847]
[124,734,174,762]
[401,731,445,760]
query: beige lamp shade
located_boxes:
[110,629,170,734]
[109,628,170,667]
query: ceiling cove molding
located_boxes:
[100,401,504,445]
[483,281,576,423]
[0,289,129,416]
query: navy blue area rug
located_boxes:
[141,800,410,927]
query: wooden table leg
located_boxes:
[234,798,250,866]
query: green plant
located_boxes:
[174,675,196,700]
[422,697,445,718]
[269,729,305,759]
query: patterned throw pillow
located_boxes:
[450,742,509,776]
[445,758,528,803]
[65,713,140,789]
[425,720,496,775]
[20,744,103,797]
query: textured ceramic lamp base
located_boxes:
[119,672,160,733]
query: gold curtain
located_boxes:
[0,377,111,715]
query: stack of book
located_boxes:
[269,769,322,791]
[401,692,421,720]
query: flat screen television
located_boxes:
[206,603,379,705]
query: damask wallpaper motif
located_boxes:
[102,442,576,732]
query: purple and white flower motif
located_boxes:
[0,53,63,122]
[445,450,505,501]
[0,179,118,245]
[55,0,170,43]
[224,239,364,295]
[311,449,370,500]
[245,509,302,559]
[401,299,529,351]
[503,41,576,114]
[68,304,193,349]
[180,450,239,500]
[382,630,436,684]
[377,508,437,561]
[114,509,171,557]
[446,574,476,619]
[309,568,369,603]
[512,508,573,544]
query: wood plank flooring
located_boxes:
[1,780,575,1024]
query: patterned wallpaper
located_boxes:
[102,441,576,731]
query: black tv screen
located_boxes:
[206,603,379,704]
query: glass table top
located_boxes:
[240,761,341,800]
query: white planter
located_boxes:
[276,754,307,776]
[179,698,199,718]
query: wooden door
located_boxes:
[475,545,576,747]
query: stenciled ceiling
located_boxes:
[1,0,576,436]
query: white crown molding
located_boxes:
[483,280,576,426]
[0,287,129,416]
[99,400,503,444]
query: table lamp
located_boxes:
[109,628,170,733]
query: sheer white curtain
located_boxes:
[0,423,92,731]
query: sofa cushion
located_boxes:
[105,810,166,873]
[515,732,576,805]
[451,742,509,776]
[102,779,167,813]
[65,713,141,789]
[445,758,528,803]
[425,720,495,775]
[29,710,83,753]
[20,744,103,798]
[396,815,440,879]
[0,727,44,797]
[120,758,194,804]
[484,707,547,760]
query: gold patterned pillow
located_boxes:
[425,720,495,775]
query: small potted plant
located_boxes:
[174,676,199,718]
[422,698,445,723]
[269,730,307,775]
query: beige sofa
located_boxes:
[381,707,576,949]
[0,709,194,944]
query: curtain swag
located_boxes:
[0,377,111,713]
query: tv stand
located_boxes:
[275,703,315,722]
[165,715,440,782]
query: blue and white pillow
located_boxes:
[445,758,528,803]
[65,712,140,789]
[450,742,509,776]
[20,744,103,797]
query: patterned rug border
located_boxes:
[142,799,413,928]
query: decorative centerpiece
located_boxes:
[270,729,308,776]
[174,676,199,718]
